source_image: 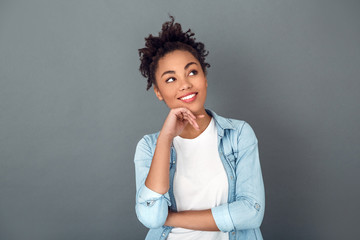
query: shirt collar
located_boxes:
[205,108,236,137]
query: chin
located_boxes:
[187,104,205,114]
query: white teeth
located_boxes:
[180,93,196,100]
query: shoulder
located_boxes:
[220,115,258,150]
[225,117,246,130]
[135,131,161,151]
[141,131,161,144]
[217,113,256,137]
[231,118,257,138]
[207,108,254,136]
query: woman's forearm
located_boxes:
[144,132,173,194]
[165,209,219,231]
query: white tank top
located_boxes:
[167,117,229,240]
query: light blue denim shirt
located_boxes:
[134,108,265,240]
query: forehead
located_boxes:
[157,50,199,70]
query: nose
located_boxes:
[179,77,192,91]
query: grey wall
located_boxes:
[1,0,359,239]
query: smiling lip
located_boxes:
[178,92,198,103]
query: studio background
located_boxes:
[1,0,359,239]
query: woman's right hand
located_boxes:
[160,107,205,140]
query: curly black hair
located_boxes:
[138,15,210,91]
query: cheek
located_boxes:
[161,88,177,100]
[200,78,208,88]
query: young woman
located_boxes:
[134,16,265,240]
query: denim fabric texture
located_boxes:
[134,108,265,240]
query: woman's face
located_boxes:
[153,50,208,115]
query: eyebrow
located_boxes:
[161,62,198,78]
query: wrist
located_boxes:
[165,211,177,227]
[158,131,174,143]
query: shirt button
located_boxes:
[162,233,166,237]
[232,231,235,235]
[255,203,260,210]
[173,160,176,164]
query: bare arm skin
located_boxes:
[144,132,172,194]
[145,108,203,194]
[165,209,220,231]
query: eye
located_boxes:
[166,77,176,83]
[189,70,198,76]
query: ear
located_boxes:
[153,85,163,101]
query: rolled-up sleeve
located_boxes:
[134,136,171,229]
[211,121,265,232]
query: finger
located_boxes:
[184,114,199,129]
[175,108,200,129]
[175,111,185,121]
[183,112,194,121]
[180,112,194,124]
[181,111,202,129]
[180,113,196,127]
[182,108,196,119]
